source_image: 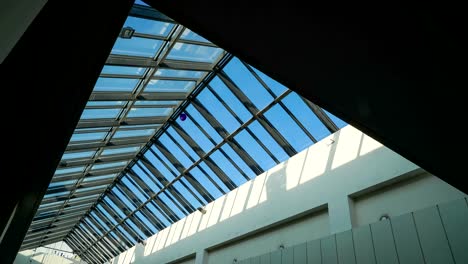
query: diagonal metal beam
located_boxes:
[217,70,297,156]
[58,153,135,168]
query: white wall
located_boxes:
[14,241,83,264]
[353,172,466,226]
[207,209,329,264]
[109,125,465,264]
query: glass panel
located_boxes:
[282,93,331,141]
[134,100,178,106]
[173,113,215,152]
[86,101,127,107]
[135,211,156,233]
[83,174,117,183]
[114,188,137,211]
[207,151,246,186]
[133,163,161,192]
[123,16,173,36]
[220,144,256,178]
[70,132,107,142]
[224,57,274,109]
[263,104,313,152]
[94,77,139,92]
[145,80,195,92]
[126,107,172,118]
[167,43,223,63]
[104,197,126,218]
[112,129,155,139]
[159,192,185,218]
[322,108,348,129]
[252,66,288,97]
[134,0,149,6]
[101,146,141,156]
[233,129,276,171]
[197,89,240,133]
[158,134,192,168]
[145,151,176,181]
[62,151,96,160]
[101,65,146,76]
[112,37,163,57]
[187,167,222,198]
[154,69,204,78]
[146,203,171,226]
[92,161,128,170]
[209,77,252,122]
[55,166,85,175]
[180,28,209,42]
[247,120,289,162]
[97,205,118,225]
[184,105,222,143]
[122,177,148,201]
[166,127,199,160]
[80,109,121,119]
[148,147,179,178]
[44,191,69,198]
[49,179,77,188]
[197,162,230,193]
[173,181,201,208]
[77,185,107,193]
[125,219,145,238]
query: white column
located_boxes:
[195,249,208,264]
[328,196,355,233]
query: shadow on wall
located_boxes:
[111,126,389,263]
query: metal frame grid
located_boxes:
[20,3,347,263]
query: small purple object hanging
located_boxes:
[179,112,187,121]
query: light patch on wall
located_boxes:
[300,139,331,184]
[155,227,170,251]
[219,189,238,222]
[230,182,251,217]
[198,202,214,232]
[246,171,268,209]
[187,210,202,237]
[170,218,186,245]
[144,233,158,256]
[180,213,195,240]
[331,127,360,170]
[122,246,135,264]
[207,196,225,228]
[286,150,307,190]
[359,134,382,156]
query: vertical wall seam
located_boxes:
[388,219,401,264]
[410,212,427,264]
[436,205,457,264]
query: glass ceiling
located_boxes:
[21,2,346,263]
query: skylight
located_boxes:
[23,2,347,262]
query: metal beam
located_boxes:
[59,153,135,168]
[66,137,150,151]
[76,117,167,129]
[217,70,297,156]
[88,91,187,101]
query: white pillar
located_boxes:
[329,196,355,233]
[195,249,208,264]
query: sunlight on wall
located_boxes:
[219,189,238,221]
[331,127,360,170]
[246,171,268,209]
[359,133,382,156]
[112,125,395,264]
[286,150,307,190]
[229,182,251,217]
[299,138,332,185]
